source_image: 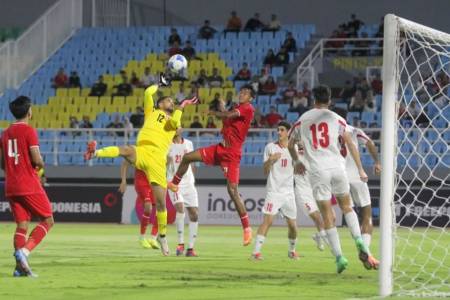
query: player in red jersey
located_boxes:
[0,96,54,277]
[168,84,256,246]
[119,160,159,249]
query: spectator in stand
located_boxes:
[301,81,312,100]
[251,113,265,128]
[234,62,251,81]
[224,91,235,109]
[369,122,380,140]
[168,28,181,46]
[80,115,93,129]
[225,11,242,33]
[107,115,125,137]
[89,75,107,97]
[194,69,209,87]
[364,90,376,112]
[208,68,224,88]
[68,71,81,88]
[347,14,364,36]
[360,121,368,128]
[130,106,144,128]
[168,40,183,57]
[265,106,283,127]
[407,100,421,119]
[290,92,309,114]
[244,13,265,31]
[52,68,68,88]
[283,32,297,52]
[206,116,217,129]
[357,79,371,99]
[282,81,297,103]
[141,67,156,87]
[349,90,366,113]
[190,116,203,129]
[182,40,197,60]
[371,74,382,95]
[253,68,269,88]
[130,72,141,87]
[352,117,361,127]
[113,75,132,97]
[266,14,281,32]
[275,47,289,66]
[339,80,355,103]
[263,49,277,66]
[209,93,222,112]
[69,116,80,137]
[260,76,277,95]
[176,82,187,102]
[198,20,217,39]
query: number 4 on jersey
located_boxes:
[8,139,20,165]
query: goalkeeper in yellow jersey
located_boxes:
[84,75,198,255]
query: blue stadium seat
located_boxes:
[277,104,290,116]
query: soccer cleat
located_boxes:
[312,233,325,251]
[336,255,348,274]
[243,227,253,246]
[14,249,37,278]
[13,262,26,277]
[288,251,300,260]
[179,96,199,108]
[158,72,171,87]
[147,238,160,250]
[83,140,97,161]
[185,248,198,257]
[139,238,152,249]
[249,253,263,261]
[355,237,378,270]
[176,244,185,256]
[157,236,170,256]
[167,181,179,193]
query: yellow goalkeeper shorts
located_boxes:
[134,145,167,189]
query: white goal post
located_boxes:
[380,14,450,297]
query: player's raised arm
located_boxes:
[263,145,280,176]
[343,131,368,182]
[119,160,130,194]
[143,84,158,117]
[287,121,306,175]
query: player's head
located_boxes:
[239,84,256,104]
[9,96,32,120]
[157,96,175,113]
[277,121,291,140]
[313,85,331,107]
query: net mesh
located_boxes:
[392,18,450,297]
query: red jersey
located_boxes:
[1,122,44,197]
[221,102,254,154]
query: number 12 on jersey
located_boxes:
[310,123,329,149]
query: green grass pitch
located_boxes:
[0,223,442,300]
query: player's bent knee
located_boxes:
[45,216,55,227]
[17,221,29,229]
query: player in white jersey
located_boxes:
[251,122,299,260]
[290,144,329,251]
[167,129,199,257]
[288,85,378,273]
[343,123,381,257]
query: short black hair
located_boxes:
[240,84,256,98]
[277,121,291,131]
[9,96,31,119]
[313,85,331,105]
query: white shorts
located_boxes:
[309,167,350,201]
[349,181,371,207]
[294,174,319,216]
[168,184,199,207]
[262,192,297,220]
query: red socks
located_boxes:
[140,212,151,235]
[240,213,250,229]
[172,174,182,185]
[14,228,27,250]
[151,220,158,236]
[24,222,52,252]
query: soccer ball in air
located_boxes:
[167,54,188,73]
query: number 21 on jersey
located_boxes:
[8,139,20,165]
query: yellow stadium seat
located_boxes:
[208,53,219,61]
[86,96,99,104]
[133,88,144,97]
[197,104,209,114]
[56,89,68,97]
[198,88,210,101]
[126,96,138,108]
[81,88,91,97]
[112,96,125,106]
[196,53,207,60]
[68,88,80,97]
[210,87,224,98]
[184,105,196,115]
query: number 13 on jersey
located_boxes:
[310,122,329,149]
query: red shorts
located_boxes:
[8,193,53,223]
[199,143,241,184]
[135,170,155,205]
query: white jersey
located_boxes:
[345,125,371,181]
[167,138,195,187]
[263,142,294,195]
[289,108,347,173]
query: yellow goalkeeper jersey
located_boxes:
[136,85,182,154]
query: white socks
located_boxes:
[288,238,297,252]
[362,233,372,254]
[325,227,342,258]
[253,235,266,254]
[319,229,329,245]
[188,221,198,249]
[344,211,362,240]
[176,212,185,244]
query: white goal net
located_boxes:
[380,15,450,297]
